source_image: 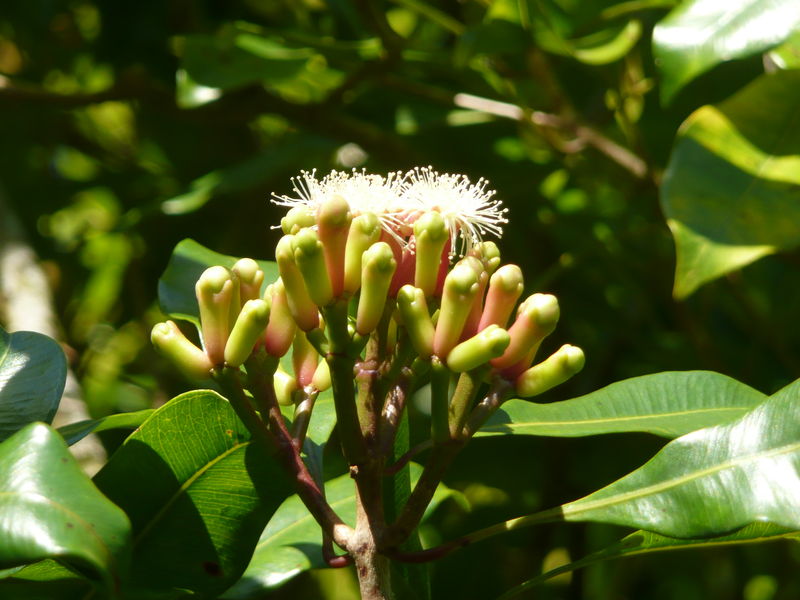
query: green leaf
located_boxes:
[653,0,800,103]
[499,522,799,599]
[556,378,800,537]
[0,423,131,593]
[223,464,459,598]
[57,410,154,446]
[157,239,279,328]
[570,20,642,65]
[478,371,765,439]
[0,327,66,442]
[769,30,800,69]
[92,389,292,598]
[0,560,95,600]
[661,69,800,298]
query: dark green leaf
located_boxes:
[157,239,279,328]
[661,69,800,298]
[653,0,800,102]
[478,371,765,439]
[93,389,292,598]
[499,522,799,599]
[223,464,459,598]
[0,423,130,592]
[556,379,800,537]
[57,410,154,446]
[0,327,66,442]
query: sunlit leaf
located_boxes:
[653,0,800,102]
[661,69,800,298]
[0,327,66,442]
[479,371,765,439]
[57,409,154,446]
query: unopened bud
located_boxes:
[311,359,331,392]
[195,266,235,365]
[446,325,510,372]
[232,258,264,304]
[433,264,479,357]
[152,321,213,380]
[413,212,449,297]
[317,194,352,298]
[293,228,334,307]
[276,235,319,331]
[479,264,524,331]
[264,280,296,357]
[491,293,559,370]
[281,206,316,235]
[471,241,501,275]
[356,242,397,335]
[273,366,298,406]
[457,257,488,340]
[292,330,319,388]
[396,285,435,359]
[343,212,382,294]
[224,299,271,367]
[515,344,584,397]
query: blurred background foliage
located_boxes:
[1,0,799,598]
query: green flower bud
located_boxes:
[232,258,264,304]
[413,211,449,297]
[292,329,319,388]
[356,242,397,335]
[195,265,235,365]
[515,344,585,398]
[479,264,524,331]
[224,299,271,367]
[446,325,511,372]
[491,293,559,370]
[343,212,382,294]
[151,321,213,380]
[292,228,334,307]
[396,285,435,360]
[264,280,296,357]
[281,206,316,235]
[273,366,298,406]
[433,264,479,357]
[311,358,331,392]
[317,194,352,298]
[276,235,319,331]
[471,241,501,275]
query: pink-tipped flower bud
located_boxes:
[281,206,316,235]
[356,242,397,335]
[458,256,489,340]
[273,365,298,406]
[471,241,501,275]
[292,330,319,389]
[232,258,264,304]
[433,263,479,357]
[264,280,296,357]
[479,264,524,331]
[515,344,585,398]
[224,298,271,367]
[343,212,382,295]
[311,358,332,392]
[292,228,334,307]
[151,321,213,380]
[195,266,235,365]
[446,324,510,373]
[491,293,560,370]
[413,211,449,297]
[276,235,319,331]
[396,285,435,360]
[317,194,352,298]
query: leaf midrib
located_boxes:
[563,440,800,519]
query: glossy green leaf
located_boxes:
[478,371,765,439]
[556,379,800,537]
[0,560,95,600]
[57,409,154,446]
[0,327,66,442]
[0,423,131,592]
[661,69,800,298]
[768,30,800,68]
[223,464,459,598]
[571,20,642,65]
[499,522,799,598]
[92,389,292,598]
[653,0,800,103]
[157,239,279,328]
